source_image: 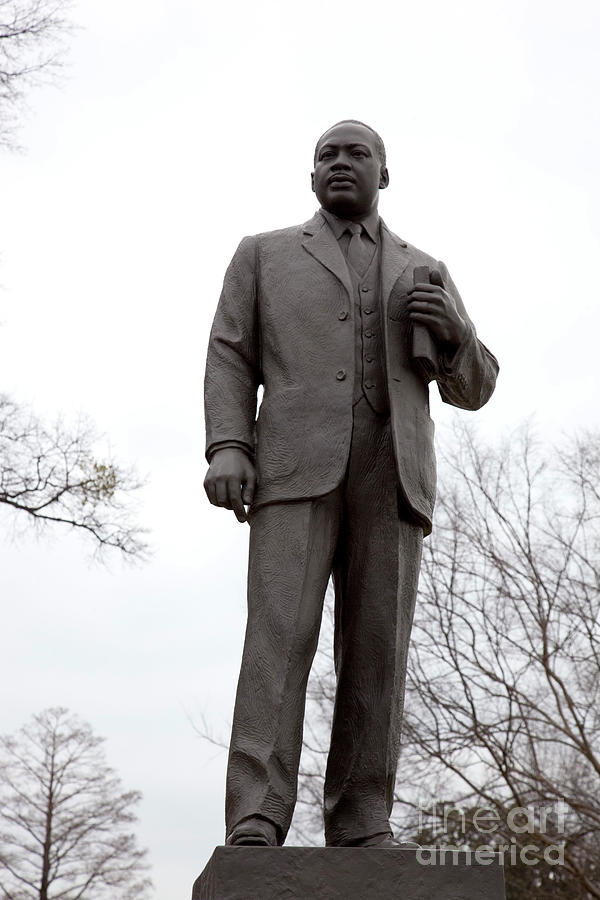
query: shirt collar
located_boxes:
[319,207,380,244]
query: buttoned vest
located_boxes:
[345,243,389,415]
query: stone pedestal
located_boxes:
[192,846,506,899]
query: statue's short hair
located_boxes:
[314,120,387,167]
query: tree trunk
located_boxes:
[39,739,55,900]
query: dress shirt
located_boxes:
[320,208,380,259]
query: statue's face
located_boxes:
[312,122,388,220]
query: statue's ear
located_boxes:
[311,172,315,193]
[379,166,389,190]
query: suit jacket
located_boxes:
[204,211,498,535]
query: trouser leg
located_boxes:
[324,398,423,846]
[225,491,341,843]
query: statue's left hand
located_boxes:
[407,269,468,348]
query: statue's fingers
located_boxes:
[215,479,231,508]
[409,311,439,326]
[408,300,439,315]
[228,479,247,523]
[204,478,217,506]
[408,298,445,311]
[242,470,257,506]
[409,282,438,293]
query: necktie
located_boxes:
[346,223,371,277]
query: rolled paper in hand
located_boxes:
[411,265,439,382]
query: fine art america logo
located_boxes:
[415,801,567,867]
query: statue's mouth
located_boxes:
[329,174,355,185]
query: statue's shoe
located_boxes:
[353,832,420,849]
[226,817,279,847]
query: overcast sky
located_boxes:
[1,0,599,896]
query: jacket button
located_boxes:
[366,354,374,363]
[361,286,370,292]
[365,380,375,389]
[338,310,348,320]
[364,307,372,314]
[364,328,374,338]
[336,369,346,381]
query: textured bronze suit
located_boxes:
[204,209,498,845]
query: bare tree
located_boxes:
[0,0,72,148]
[0,394,148,559]
[401,422,600,897]
[0,708,152,900]
[292,422,600,897]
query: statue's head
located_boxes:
[312,120,389,220]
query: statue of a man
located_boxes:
[203,120,498,848]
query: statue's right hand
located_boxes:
[203,448,257,523]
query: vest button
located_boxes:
[365,380,375,389]
[336,369,346,381]
[366,355,374,363]
[338,310,348,321]
[364,328,374,338]
[364,307,372,314]
[361,286,370,292]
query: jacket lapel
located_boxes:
[301,212,353,301]
[301,212,412,309]
[380,219,412,314]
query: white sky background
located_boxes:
[1,0,599,895]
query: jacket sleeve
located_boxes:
[204,235,261,463]
[206,440,254,463]
[435,260,499,411]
